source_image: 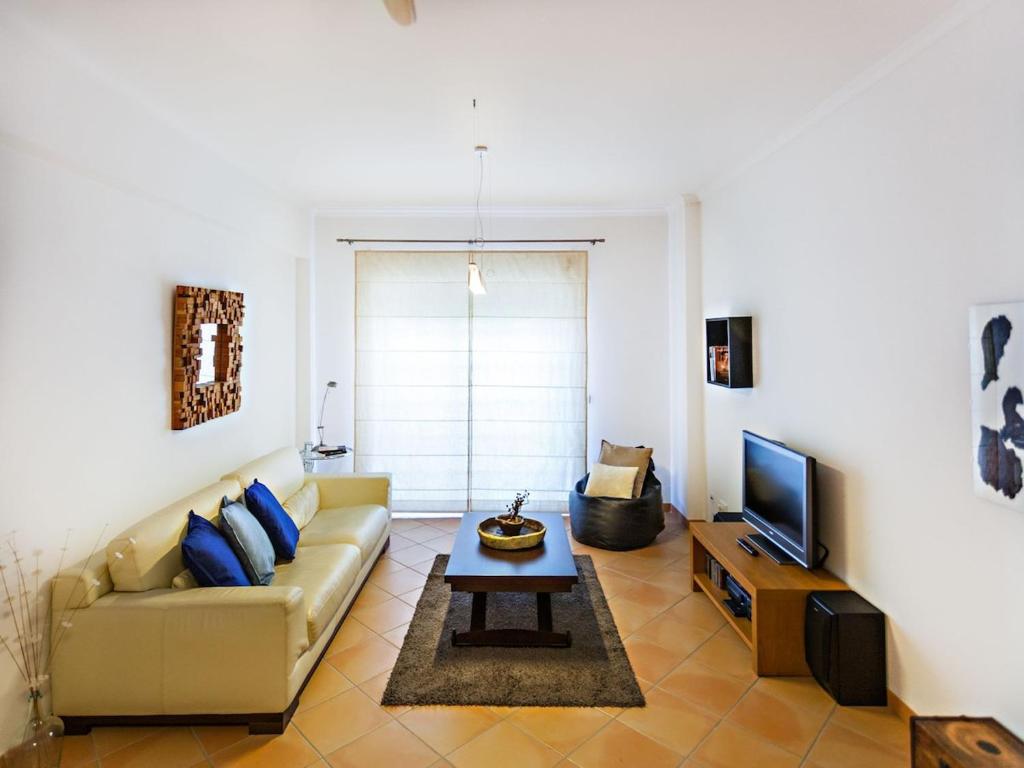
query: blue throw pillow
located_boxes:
[181,511,249,587]
[244,479,300,561]
[219,496,276,586]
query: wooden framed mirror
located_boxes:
[172,285,244,429]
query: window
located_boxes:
[355,251,587,514]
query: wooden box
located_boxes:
[912,717,1024,767]
[705,316,753,388]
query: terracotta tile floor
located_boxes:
[69,514,911,768]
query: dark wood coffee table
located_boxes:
[444,512,579,648]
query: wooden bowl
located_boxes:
[477,517,547,550]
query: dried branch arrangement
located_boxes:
[0,528,107,703]
[500,491,530,522]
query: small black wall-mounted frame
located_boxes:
[172,285,244,429]
[705,316,753,388]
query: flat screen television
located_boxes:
[741,430,818,568]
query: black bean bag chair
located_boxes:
[569,461,664,550]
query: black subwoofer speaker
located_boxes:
[805,590,887,706]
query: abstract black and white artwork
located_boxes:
[970,302,1024,509]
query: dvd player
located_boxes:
[723,574,752,619]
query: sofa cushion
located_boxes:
[245,480,301,561]
[297,504,389,561]
[271,544,360,643]
[181,512,250,587]
[283,481,320,530]
[219,497,276,586]
[106,479,242,592]
[221,448,305,506]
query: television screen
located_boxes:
[742,431,816,566]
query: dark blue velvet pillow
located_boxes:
[244,479,300,561]
[181,511,249,587]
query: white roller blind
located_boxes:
[355,252,469,513]
[470,252,587,512]
[355,251,586,514]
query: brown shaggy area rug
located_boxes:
[381,554,645,707]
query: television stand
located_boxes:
[746,533,798,565]
[691,522,848,676]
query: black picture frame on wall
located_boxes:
[705,316,753,388]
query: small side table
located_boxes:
[301,446,351,473]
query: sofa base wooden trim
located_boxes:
[63,536,390,737]
[63,710,291,737]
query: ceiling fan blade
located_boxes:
[382,0,416,25]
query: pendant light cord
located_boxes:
[336,98,605,247]
[474,149,485,244]
[472,98,485,246]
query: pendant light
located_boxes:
[468,259,487,294]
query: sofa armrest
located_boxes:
[51,550,114,624]
[53,586,308,716]
[310,473,391,510]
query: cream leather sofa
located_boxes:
[50,447,391,734]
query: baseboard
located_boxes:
[663,503,688,525]
[888,689,916,723]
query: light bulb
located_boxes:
[468,263,487,295]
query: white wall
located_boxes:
[295,254,316,447]
[0,12,305,746]
[309,212,674,497]
[668,198,708,518]
[700,0,1024,731]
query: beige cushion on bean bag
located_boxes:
[584,463,638,499]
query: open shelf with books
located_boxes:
[705,316,753,388]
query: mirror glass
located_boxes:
[198,323,219,385]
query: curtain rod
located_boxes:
[336,237,605,245]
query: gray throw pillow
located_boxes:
[219,496,276,586]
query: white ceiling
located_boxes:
[10,0,959,208]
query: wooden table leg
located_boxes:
[470,591,487,631]
[537,592,553,632]
[451,591,572,648]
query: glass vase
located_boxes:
[0,688,64,768]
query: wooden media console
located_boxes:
[690,521,848,676]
